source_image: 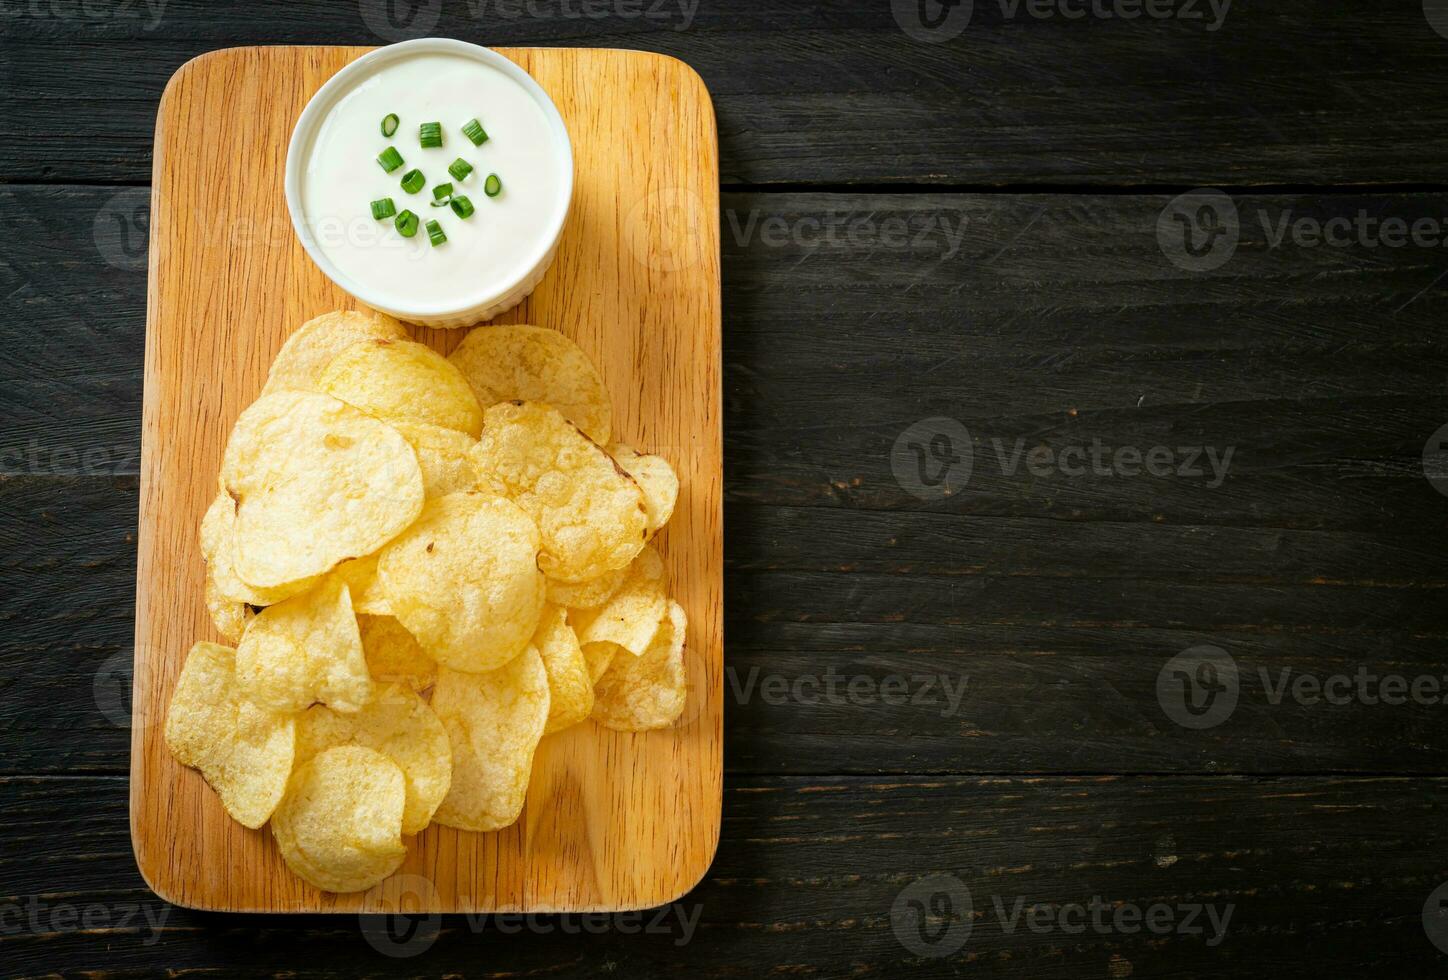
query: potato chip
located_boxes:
[333,554,392,616]
[235,578,372,714]
[592,600,688,731]
[570,547,668,656]
[271,745,407,893]
[358,614,436,693]
[262,309,408,396]
[544,565,627,610]
[164,641,295,829]
[221,391,424,587]
[318,338,483,437]
[377,492,544,673]
[447,324,612,443]
[608,444,678,539]
[533,605,592,734]
[296,686,451,834]
[431,649,549,832]
[470,402,646,582]
[390,421,480,497]
[204,571,253,643]
[581,642,619,684]
[200,492,317,605]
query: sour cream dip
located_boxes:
[286,39,573,328]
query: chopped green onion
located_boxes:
[432,182,453,201]
[370,197,397,220]
[461,118,489,146]
[400,169,425,194]
[484,173,502,198]
[450,195,475,218]
[448,158,473,181]
[381,113,399,137]
[395,209,419,237]
[377,146,404,173]
[426,219,447,246]
[419,122,443,148]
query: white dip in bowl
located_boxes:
[286,38,573,328]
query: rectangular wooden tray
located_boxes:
[130,45,722,913]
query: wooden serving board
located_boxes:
[131,46,722,913]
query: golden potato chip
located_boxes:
[200,492,317,606]
[204,572,252,643]
[295,686,451,834]
[358,614,436,693]
[262,309,408,397]
[581,642,619,684]
[235,578,372,714]
[221,391,424,588]
[609,445,678,539]
[533,605,592,734]
[447,324,612,443]
[333,554,392,616]
[317,338,483,437]
[271,745,407,893]
[377,492,544,673]
[163,641,295,829]
[431,649,549,832]
[592,600,688,731]
[391,421,480,497]
[470,402,646,582]
[570,547,668,656]
[545,565,627,610]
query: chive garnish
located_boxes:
[432,182,454,202]
[419,122,443,148]
[483,173,502,198]
[448,158,473,182]
[381,113,399,137]
[450,195,474,218]
[400,169,425,194]
[426,219,447,246]
[377,146,404,173]
[395,209,419,237]
[461,118,488,146]
[370,197,397,220]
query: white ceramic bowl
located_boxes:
[285,38,574,329]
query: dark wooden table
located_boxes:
[6,1,1448,975]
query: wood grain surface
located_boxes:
[6,1,1448,186]
[6,0,1448,975]
[129,46,722,913]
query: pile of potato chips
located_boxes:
[164,311,685,893]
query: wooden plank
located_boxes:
[0,186,147,465]
[5,2,1448,184]
[7,477,1448,776]
[7,187,1446,528]
[130,46,722,913]
[5,774,1448,977]
[6,178,1448,779]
